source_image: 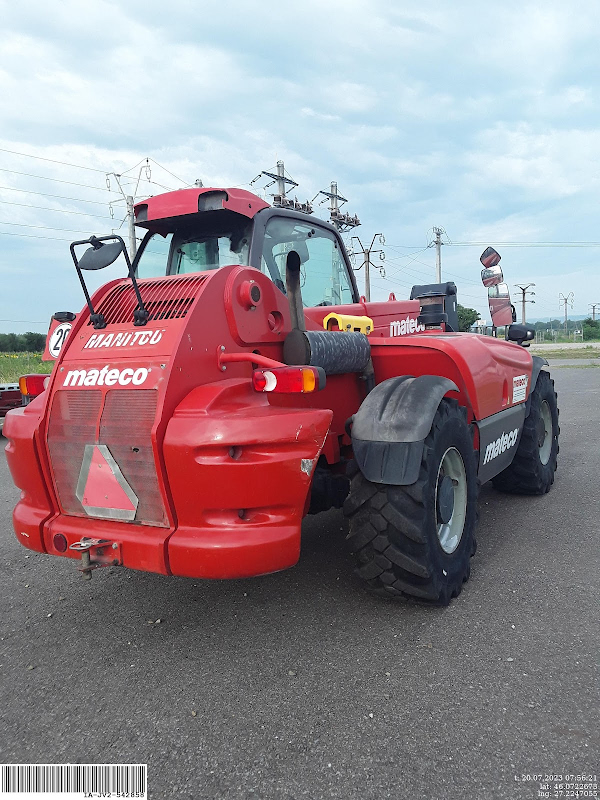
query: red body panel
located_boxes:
[369,332,532,420]
[305,298,424,339]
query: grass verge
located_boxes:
[0,353,54,383]
[530,347,600,360]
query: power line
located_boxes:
[0,220,113,234]
[0,167,116,192]
[0,146,108,173]
[0,199,113,219]
[0,231,79,242]
[451,241,600,248]
[0,318,47,324]
[148,157,188,187]
[0,185,113,205]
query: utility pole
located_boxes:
[429,227,446,282]
[126,196,137,260]
[313,182,360,232]
[107,172,142,261]
[589,303,600,321]
[350,234,385,302]
[251,160,312,213]
[514,283,536,324]
[559,292,574,334]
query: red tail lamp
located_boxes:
[252,366,326,394]
[19,374,49,397]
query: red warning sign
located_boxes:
[76,444,138,521]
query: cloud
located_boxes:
[1,0,600,330]
[466,123,600,198]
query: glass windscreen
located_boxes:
[261,218,354,306]
[135,217,251,279]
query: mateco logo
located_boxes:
[63,366,149,388]
[84,330,165,349]
[390,318,426,336]
[483,428,519,465]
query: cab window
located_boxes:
[261,218,354,306]
[136,233,173,279]
[135,220,251,278]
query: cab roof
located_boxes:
[133,187,270,230]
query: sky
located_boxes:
[1,0,600,333]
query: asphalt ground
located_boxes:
[0,367,598,800]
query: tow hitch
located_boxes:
[69,538,121,580]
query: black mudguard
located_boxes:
[350,375,459,485]
[526,356,549,416]
[475,404,526,484]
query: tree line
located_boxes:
[0,332,47,352]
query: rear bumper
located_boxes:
[6,380,333,579]
[40,515,301,579]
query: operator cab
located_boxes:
[133,188,359,308]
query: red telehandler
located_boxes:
[4,187,559,604]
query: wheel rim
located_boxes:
[435,447,467,554]
[538,400,553,465]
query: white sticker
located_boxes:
[62,366,149,387]
[48,323,72,358]
[84,329,165,349]
[513,374,528,403]
[389,318,425,336]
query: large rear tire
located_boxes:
[492,370,559,495]
[344,399,478,605]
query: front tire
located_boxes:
[344,399,478,605]
[492,370,559,495]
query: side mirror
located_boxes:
[506,323,535,346]
[70,234,149,330]
[78,237,125,271]
[480,246,501,269]
[481,264,503,287]
[488,282,513,327]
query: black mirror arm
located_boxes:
[70,238,107,329]
[70,234,149,328]
[122,249,149,327]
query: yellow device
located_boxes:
[322,313,374,335]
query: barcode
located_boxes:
[0,765,146,797]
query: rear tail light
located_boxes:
[252,366,326,394]
[18,374,50,397]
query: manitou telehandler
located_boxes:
[4,187,559,604]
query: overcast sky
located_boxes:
[1,0,599,333]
